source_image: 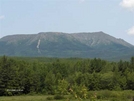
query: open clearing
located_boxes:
[0,95,133,101]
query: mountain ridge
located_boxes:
[0,32,134,60]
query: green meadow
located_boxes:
[0,90,134,101]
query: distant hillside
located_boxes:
[0,32,134,60]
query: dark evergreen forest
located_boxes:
[0,56,134,96]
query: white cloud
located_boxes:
[0,15,5,20]
[120,0,134,10]
[127,26,134,35]
[79,0,85,3]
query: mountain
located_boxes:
[0,32,134,60]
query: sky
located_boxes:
[0,0,134,45]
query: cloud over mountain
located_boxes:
[0,15,5,20]
[128,26,134,35]
[120,0,134,37]
[79,0,85,3]
[120,0,134,10]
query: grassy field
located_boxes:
[0,90,134,101]
[0,95,107,101]
[0,95,133,101]
[0,95,50,101]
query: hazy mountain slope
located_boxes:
[72,32,133,48]
[0,32,134,60]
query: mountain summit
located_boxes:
[0,32,134,60]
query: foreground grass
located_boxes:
[88,90,134,101]
[0,95,132,101]
[0,90,134,101]
[0,95,52,101]
[0,95,106,101]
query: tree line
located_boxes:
[0,56,134,96]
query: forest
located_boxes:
[0,56,134,99]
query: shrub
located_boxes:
[54,95,65,100]
[46,96,54,100]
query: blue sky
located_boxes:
[0,0,134,44]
